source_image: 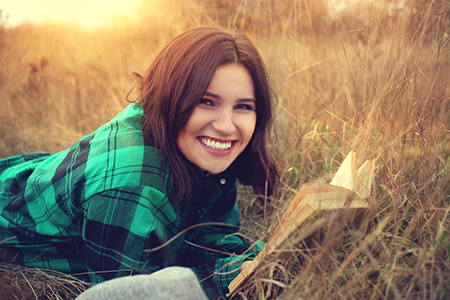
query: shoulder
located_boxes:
[71,104,169,197]
[89,103,146,151]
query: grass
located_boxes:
[1,0,450,299]
[0,263,91,300]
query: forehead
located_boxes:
[206,63,255,98]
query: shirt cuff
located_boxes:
[197,241,264,299]
[213,253,255,298]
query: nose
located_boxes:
[211,110,236,136]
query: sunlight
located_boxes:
[1,0,142,29]
[330,0,373,12]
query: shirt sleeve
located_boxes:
[81,185,262,299]
[189,203,263,299]
[81,186,174,283]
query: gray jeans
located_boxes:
[76,267,210,300]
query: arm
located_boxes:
[81,185,260,298]
[187,202,263,298]
[81,186,174,283]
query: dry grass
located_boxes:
[1,0,450,299]
[0,263,91,300]
[234,1,450,299]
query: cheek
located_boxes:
[182,108,208,134]
[249,114,257,136]
[175,133,184,155]
[176,128,190,158]
[241,115,257,143]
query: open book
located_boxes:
[227,151,375,297]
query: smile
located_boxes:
[200,137,233,151]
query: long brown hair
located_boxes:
[136,26,278,208]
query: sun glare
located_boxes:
[1,0,142,29]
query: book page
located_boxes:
[227,152,374,297]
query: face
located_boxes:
[176,63,257,174]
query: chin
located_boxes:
[205,168,227,175]
[202,164,230,175]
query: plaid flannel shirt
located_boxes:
[0,104,261,299]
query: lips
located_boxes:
[198,137,236,156]
[200,137,233,150]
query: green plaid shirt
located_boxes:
[0,104,261,299]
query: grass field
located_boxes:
[1,0,450,299]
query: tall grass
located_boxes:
[1,0,450,299]
[237,1,450,299]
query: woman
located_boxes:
[0,26,278,299]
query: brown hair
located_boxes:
[136,26,278,208]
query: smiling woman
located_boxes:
[176,63,257,175]
[0,26,279,300]
[2,0,141,29]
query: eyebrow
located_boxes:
[204,91,256,103]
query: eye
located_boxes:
[199,98,214,106]
[235,103,255,111]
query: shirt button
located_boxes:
[220,178,226,185]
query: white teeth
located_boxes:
[201,138,232,150]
